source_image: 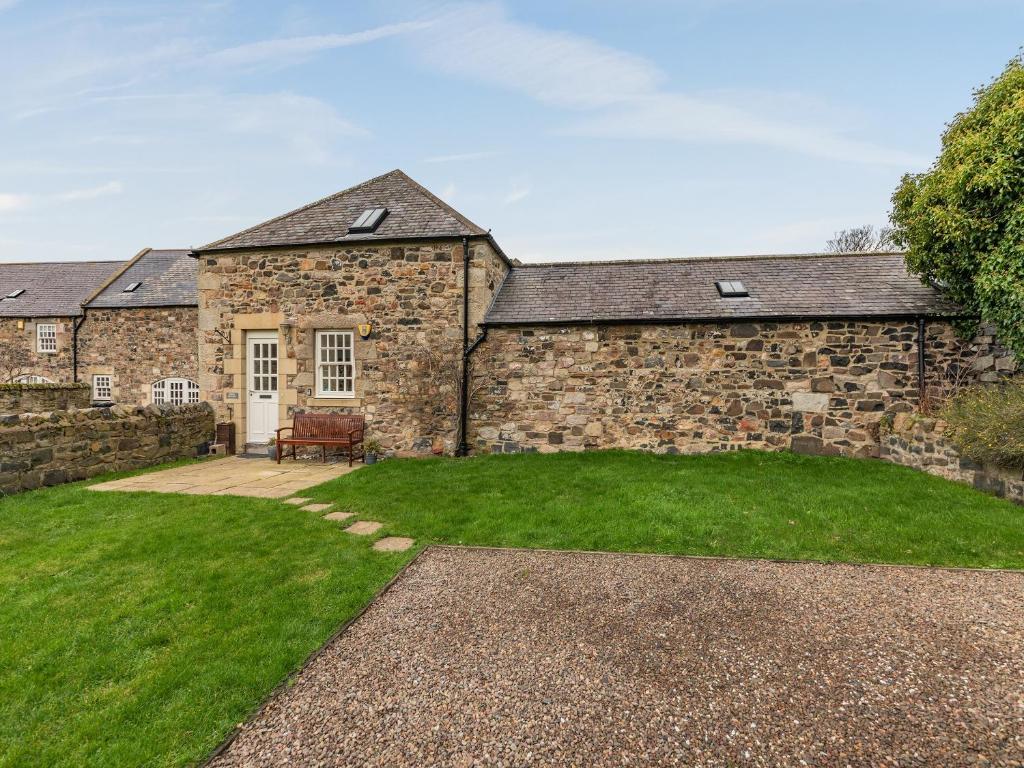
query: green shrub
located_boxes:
[942,378,1024,469]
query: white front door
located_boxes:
[246,331,279,444]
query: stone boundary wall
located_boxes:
[880,414,1024,505]
[0,383,91,415]
[0,402,214,496]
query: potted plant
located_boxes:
[364,438,382,465]
[267,437,278,461]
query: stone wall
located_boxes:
[197,239,508,452]
[881,414,1024,505]
[77,306,200,405]
[0,383,91,414]
[469,320,1009,457]
[0,316,77,383]
[0,402,215,496]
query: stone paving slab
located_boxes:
[89,456,360,498]
[209,548,1024,768]
[301,503,333,513]
[284,498,312,506]
[323,511,355,522]
[344,521,382,536]
[372,537,415,552]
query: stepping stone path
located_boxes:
[301,503,333,513]
[344,521,383,536]
[372,537,416,553]
[323,511,355,522]
[284,497,312,506]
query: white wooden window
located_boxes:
[37,323,57,353]
[315,330,355,397]
[13,374,53,384]
[152,378,199,405]
[92,375,112,401]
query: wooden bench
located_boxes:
[275,413,365,466]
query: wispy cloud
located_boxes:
[55,181,124,201]
[203,21,433,68]
[0,193,31,212]
[440,182,458,201]
[0,0,21,11]
[413,3,925,167]
[0,181,123,213]
[423,150,499,164]
[504,181,531,205]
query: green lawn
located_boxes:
[2,450,1023,767]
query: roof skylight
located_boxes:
[348,207,388,234]
[4,289,25,299]
[715,280,749,298]
[123,282,142,293]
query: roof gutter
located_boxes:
[188,233,514,268]
[481,312,975,328]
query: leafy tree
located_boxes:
[825,225,898,253]
[891,55,1024,359]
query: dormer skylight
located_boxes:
[348,207,388,234]
[4,289,25,299]
[716,280,748,298]
[123,282,142,293]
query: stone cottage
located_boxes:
[0,260,122,385]
[192,169,1012,458]
[0,248,200,407]
[192,169,509,452]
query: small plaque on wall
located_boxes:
[226,392,240,400]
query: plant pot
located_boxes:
[268,445,278,460]
[365,453,377,465]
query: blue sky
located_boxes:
[1,1,1021,263]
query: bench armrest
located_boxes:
[275,426,294,440]
[347,427,364,440]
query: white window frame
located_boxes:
[315,330,355,397]
[13,374,53,384]
[151,377,200,406]
[92,374,112,402]
[36,323,57,354]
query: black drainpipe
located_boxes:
[916,316,927,408]
[457,237,472,457]
[72,311,87,383]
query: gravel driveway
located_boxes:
[209,547,1024,767]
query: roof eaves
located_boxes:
[192,232,501,256]
[483,310,968,327]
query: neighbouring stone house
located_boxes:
[192,169,1014,458]
[0,260,122,385]
[0,248,200,408]
[78,248,200,406]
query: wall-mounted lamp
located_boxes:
[357,323,372,340]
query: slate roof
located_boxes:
[0,261,124,318]
[485,253,962,325]
[198,169,488,251]
[87,249,196,308]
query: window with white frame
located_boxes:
[92,374,112,401]
[13,374,53,384]
[36,323,57,353]
[315,330,355,397]
[151,378,199,405]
